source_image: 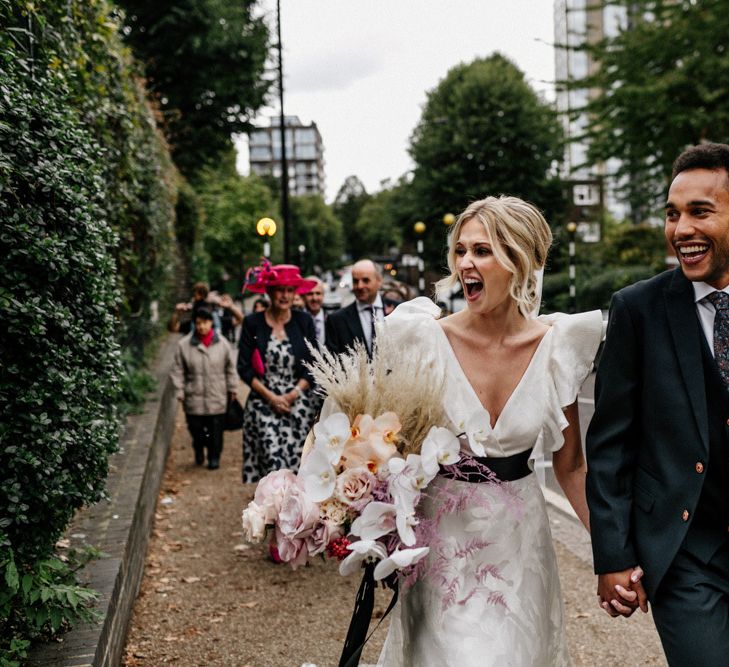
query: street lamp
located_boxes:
[256,217,277,258]
[566,222,577,314]
[413,221,426,295]
[443,212,456,227]
[298,244,306,271]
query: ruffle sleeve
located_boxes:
[533,310,604,458]
[380,297,442,344]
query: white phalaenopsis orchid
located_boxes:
[387,454,433,511]
[395,506,419,546]
[313,412,351,465]
[350,501,397,540]
[421,426,461,476]
[299,448,336,502]
[464,408,498,457]
[373,546,430,581]
[339,539,388,576]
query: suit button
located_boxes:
[695,462,704,474]
[682,509,690,521]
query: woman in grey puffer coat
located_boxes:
[170,308,238,469]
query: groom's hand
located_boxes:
[597,566,648,617]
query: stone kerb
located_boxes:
[27,335,180,667]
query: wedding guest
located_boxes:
[381,282,411,316]
[238,262,319,483]
[325,259,384,357]
[168,281,222,335]
[303,276,326,347]
[170,308,238,470]
[251,297,269,314]
[587,142,729,664]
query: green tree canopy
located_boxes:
[196,153,278,290]
[288,195,345,274]
[405,53,564,274]
[409,53,564,223]
[116,0,270,178]
[565,0,729,218]
[333,175,371,260]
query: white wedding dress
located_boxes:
[378,298,603,667]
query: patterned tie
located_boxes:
[363,305,375,353]
[707,291,729,388]
[314,316,323,343]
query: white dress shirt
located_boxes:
[692,281,729,358]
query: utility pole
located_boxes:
[276,0,290,263]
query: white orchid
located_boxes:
[350,501,397,540]
[395,506,419,546]
[339,539,388,576]
[421,426,461,476]
[387,454,432,511]
[299,448,336,502]
[373,546,430,581]
[313,412,352,465]
[464,408,498,457]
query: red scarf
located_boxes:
[200,328,215,347]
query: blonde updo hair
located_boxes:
[435,196,552,317]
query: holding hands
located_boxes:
[597,566,649,617]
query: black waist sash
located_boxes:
[439,448,533,483]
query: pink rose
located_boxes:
[335,467,376,505]
[306,520,344,556]
[277,484,319,540]
[275,528,309,569]
[253,469,300,523]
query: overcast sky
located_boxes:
[235,0,556,202]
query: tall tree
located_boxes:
[565,0,729,218]
[116,0,270,178]
[408,53,564,268]
[288,195,345,273]
[196,152,278,288]
[333,175,371,259]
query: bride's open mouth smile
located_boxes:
[463,277,484,301]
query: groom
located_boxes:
[586,142,729,665]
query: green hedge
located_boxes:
[0,0,183,660]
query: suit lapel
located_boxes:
[665,269,709,453]
[345,302,365,342]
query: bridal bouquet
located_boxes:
[241,331,460,581]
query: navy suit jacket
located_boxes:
[324,301,367,356]
[586,268,717,598]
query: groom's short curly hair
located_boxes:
[672,143,729,189]
[435,196,552,318]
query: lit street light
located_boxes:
[256,217,277,258]
[443,212,456,227]
[298,244,306,271]
[413,221,426,295]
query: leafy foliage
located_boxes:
[564,0,729,219]
[116,0,271,178]
[289,195,346,273]
[0,0,186,657]
[406,54,565,271]
[333,176,371,260]
[0,547,102,665]
[196,153,278,288]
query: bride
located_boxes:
[378,196,602,666]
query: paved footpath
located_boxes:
[123,393,666,667]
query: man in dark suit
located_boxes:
[303,276,326,347]
[325,259,383,357]
[586,142,729,665]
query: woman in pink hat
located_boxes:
[237,262,319,485]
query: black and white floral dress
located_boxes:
[242,336,318,483]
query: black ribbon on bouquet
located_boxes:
[338,563,399,667]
